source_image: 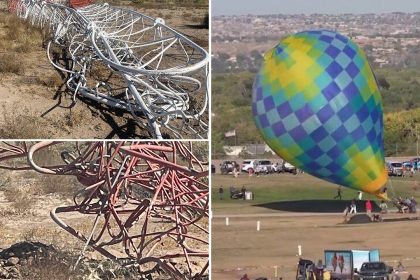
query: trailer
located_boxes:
[324,249,380,280]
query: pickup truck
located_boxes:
[354,261,393,280]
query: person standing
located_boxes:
[349,199,357,214]
[218,186,224,200]
[357,191,363,200]
[366,199,372,216]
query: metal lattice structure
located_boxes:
[0,141,209,279]
[8,0,209,139]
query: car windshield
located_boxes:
[361,263,385,270]
[259,161,271,165]
[391,163,402,167]
[243,161,251,164]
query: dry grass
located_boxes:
[0,105,52,138]
[0,53,24,74]
[1,14,43,52]
[3,187,35,215]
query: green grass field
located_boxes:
[211,172,420,215]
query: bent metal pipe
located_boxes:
[8,0,209,139]
[0,141,209,279]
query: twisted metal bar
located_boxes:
[0,141,209,279]
[9,0,209,139]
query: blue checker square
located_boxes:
[322,81,341,101]
[326,61,344,79]
[337,104,354,122]
[266,108,282,125]
[334,33,349,44]
[295,103,313,123]
[318,135,336,152]
[350,126,365,142]
[343,45,357,58]
[345,62,360,78]
[319,34,334,43]
[310,126,329,142]
[315,153,333,166]
[325,45,341,58]
[316,103,335,123]
[271,121,287,136]
[307,145,324,159]
[343,82,359,100]
[343,115,359,133]
[258,114,270,128]
[263,95,275,111]
[327,145,341,158]
[277,102,293,118]
[331,125,348,141]
[290,125,307,140]
[335,52,352,69]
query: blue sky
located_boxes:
[212,0,420,15]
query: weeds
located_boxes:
[0,54,24,74]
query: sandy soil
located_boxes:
[0,2,208,139]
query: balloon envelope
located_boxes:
[252,30,387,194]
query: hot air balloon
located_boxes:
[252,29,387,196]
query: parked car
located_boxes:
[354,261,392,280]
[386,161,403,177]
[220,161,238,175]
[241,159,257,173]
[283,161,297,174]
[255,160,273,174]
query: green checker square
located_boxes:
[306,46,323,60]
[299,135,317,151]
[324,115,341,131]
[331,38,346,50]
[361,120,373,134]
[301,114,322,135]
[262,126,276,141]
[329,92,349,114]
[308,93,328,112]
[349,93,365,112]
[335,52,352,69]
[340,134,354,151]
[256,100,266,115]
[318,167,333,177]
[283,82,299,99]
[306,62,324,79]
[343,115,359,133]
[336,165,351,179]
[282,113,300,131]
[266,108,281,125]
[278,132,296,148]
[315,73,333,92]
[346,143,360,157]
[288,144,304,157]
[367,170,377,180]
[334,70,352,89]
[296,152,313,165]
[289,93,306,111]
[316,52,334,68]
[315,153,333,166]
[318,136,336,153]
[356,137,370,151]
[353,51,367,69]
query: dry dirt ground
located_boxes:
[212,209,420,280]
[0,1,208,139]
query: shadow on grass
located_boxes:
[253,200,381,213]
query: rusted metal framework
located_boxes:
[8,0,209,139]
[0,141,209,279]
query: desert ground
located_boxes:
[0,142,209,279]
[0,1,208,139]
[211,171,420,280]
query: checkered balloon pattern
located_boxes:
[252,30,387,194]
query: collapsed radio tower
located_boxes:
[7,0,209,139]
[0,141,209,279]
